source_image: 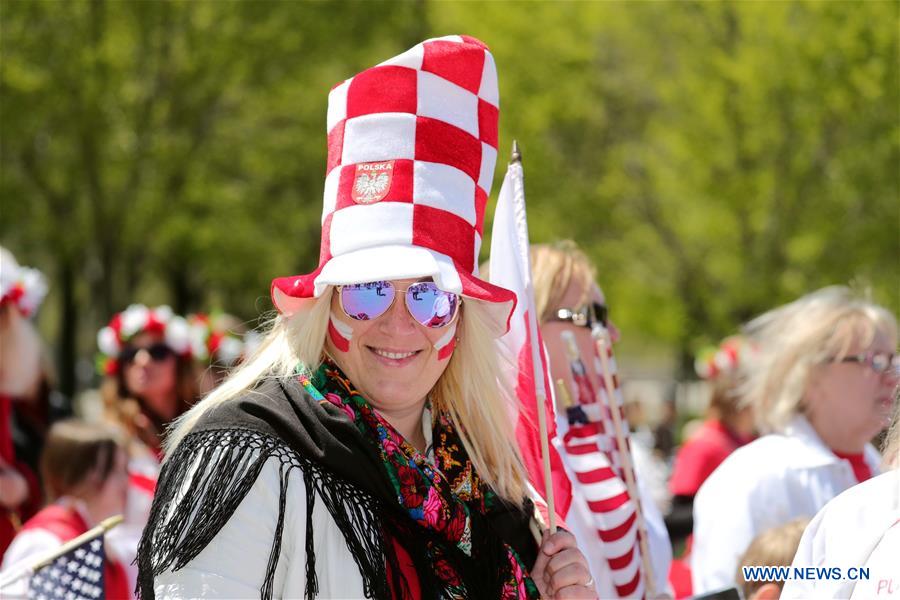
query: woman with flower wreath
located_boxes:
[137,37,596,600]
[96,303,198,594]
[97,304,197,459]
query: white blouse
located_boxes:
[155,407,438,599]
[155,455,366,599]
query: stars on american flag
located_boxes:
[29,537,105,600]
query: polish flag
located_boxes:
[488,151,572,521]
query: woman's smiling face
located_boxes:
[324,279,459,413]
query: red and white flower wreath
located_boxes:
[0,263,48,318]
[96,304,191,375]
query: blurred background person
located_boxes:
[96,304,196,459]
[781,391,900,599]
[664,336,756,597]
[692,286,897,593]
[527,240,673,598]
[95,303,198,593]
[0,248,52,558]
[1,420,130,599]
[186,312,246,397]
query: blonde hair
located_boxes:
[881,389,900,469]
[736,517,810,598]
[529,241,596,323]
[165,289,528,503]
[741,286,897,433]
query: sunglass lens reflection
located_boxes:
[406,283,458,328]
[340,282,395,321]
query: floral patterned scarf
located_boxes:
[298,360,539,600]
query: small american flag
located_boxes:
[28,535,105,600]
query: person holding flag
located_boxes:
[137,36,596,600]
[536,242,673,599]
[486,137,672,598]
[1,420,130,599]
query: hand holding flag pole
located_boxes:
[593,327,657,597]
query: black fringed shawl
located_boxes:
[136,376,538,599]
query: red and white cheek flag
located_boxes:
[488,147,573,524]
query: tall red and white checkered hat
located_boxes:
[271,35,516,336]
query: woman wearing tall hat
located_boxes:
[138,37,596,600]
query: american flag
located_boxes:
[27,535,105,600]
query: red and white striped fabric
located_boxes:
[271,35,515,337]
[557,335,645,598]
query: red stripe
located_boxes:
[437,336,456,360]
[564,442,601,456]
[598,511,636,542]
[586,490,630,513]
[574,466,617,484]
[415,116,482,183]
[328,320,350,352]
[607,545,635,571]
[615,567,641,597]
[327,120,345,174]
[474,186,488,235]
[346,65,417,119]
[129,472,157,495]
[421,40,485,94]
[411,205,476,273]
[566,422,603,438]
[477,99,498,147]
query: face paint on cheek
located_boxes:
[434,321,458,361]
[328,312,353,353]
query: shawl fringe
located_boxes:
[136,428,400,600]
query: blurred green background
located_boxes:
[2,0,898,397]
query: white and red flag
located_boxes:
[488,147,572,523]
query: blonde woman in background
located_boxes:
[527,241,673,598]
[692,286,897,594]
[781,393,900,599]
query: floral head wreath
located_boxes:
[0,251,48,318]
[694,335,753,380]
[187,312,245,367]
[96,304,191,375]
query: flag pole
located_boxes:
[593,328,656,596]
[0,515,124,590]
[510,140,556,534]
[32,515,124,572]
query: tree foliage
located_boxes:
[2,0,897,393]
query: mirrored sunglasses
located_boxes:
[120,342,173,365]
[553,302,609,329]
[338,280,460,329]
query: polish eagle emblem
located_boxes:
[352,160,394,204]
